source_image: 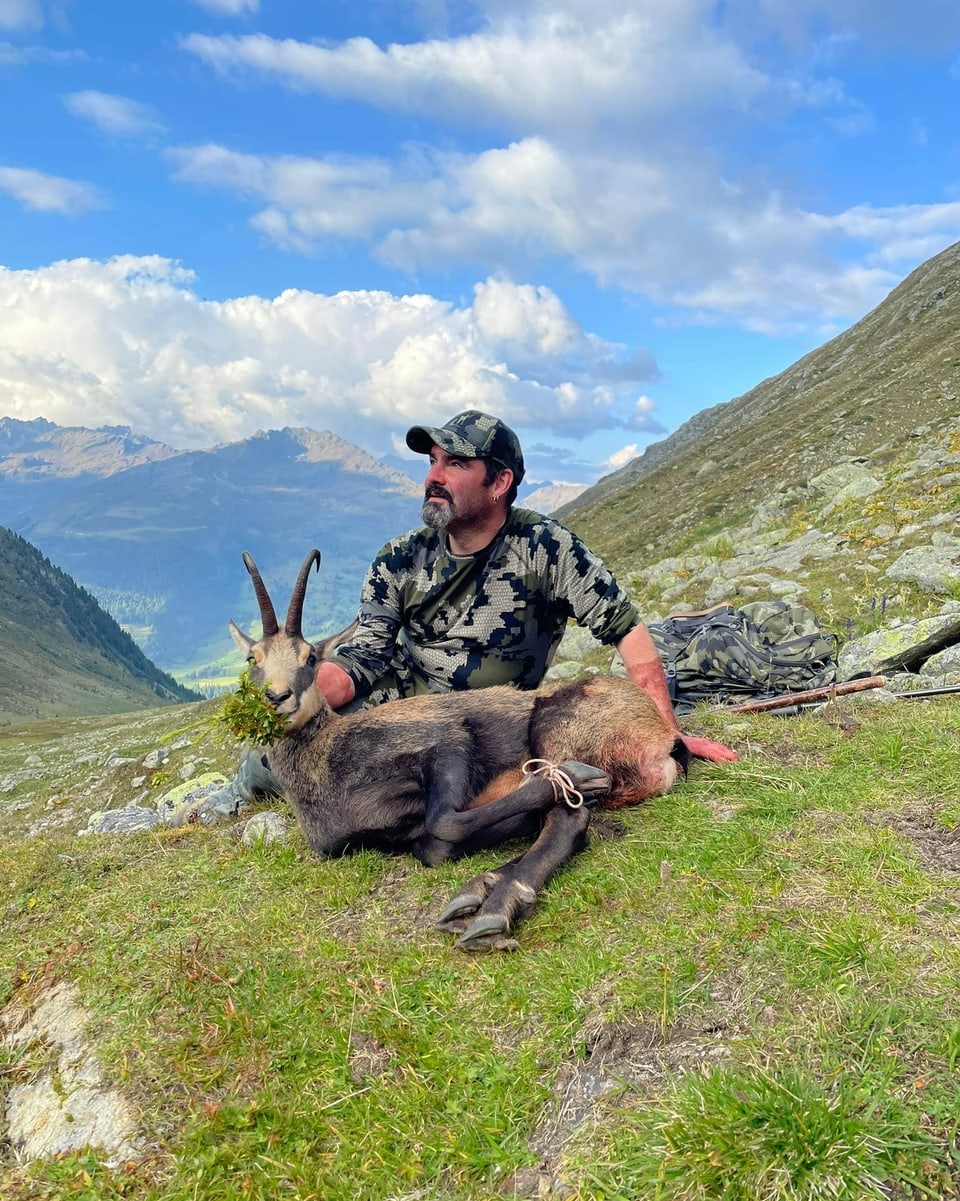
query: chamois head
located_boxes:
[229,549,332,729]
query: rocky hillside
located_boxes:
[0,526,200,725]
[559,240,960,636]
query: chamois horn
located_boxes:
[241,551,279,637]
[285,548,322,637]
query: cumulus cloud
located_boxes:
[64,91,166,137]
[0,165,103,213]
[604,443,638,471]
[0,0,41,31]
[0,256,662,454]
[168,134,960,332]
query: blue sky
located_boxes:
[2,0,960,486]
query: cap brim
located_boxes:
[405,425,482,458]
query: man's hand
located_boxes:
[315,661,356,709]
[682,734,739,764]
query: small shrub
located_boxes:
[218,670,289,748]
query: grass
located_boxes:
[2,696,960,1199]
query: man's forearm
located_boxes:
[616,623,740,764]
[616,624,680,729]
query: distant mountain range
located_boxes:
[0,524,200,725]
[0,420,423,683]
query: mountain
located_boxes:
[0,525,200,725]
[522,481,589,514]
[0,417,180,526]
[1,423,423,683]
[559,239,960,585]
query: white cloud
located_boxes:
[192,0,259,14]
[180,10,773,144]
[0,256,660,451]
[0,166,103,213]
[0,0,42,31]
[604,443,638,470]
[65,91,166,138]
[168,133,960,333]
[0,40,83,63]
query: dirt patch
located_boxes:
[876,802,960,874]
[348,1031,398,1084]
[501,1008,737,1199]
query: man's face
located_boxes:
[421,446,495,530]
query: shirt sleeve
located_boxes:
[326,539,406,696]
[544,520,640,645]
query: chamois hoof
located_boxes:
[434,891,485,933]
[455,914,519,952]
[557,761,612,807]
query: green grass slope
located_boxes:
[0,526,201,725]
[1,693,959,1199]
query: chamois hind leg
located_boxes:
[436,802,592,951]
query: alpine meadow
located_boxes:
[3,237,960,1200]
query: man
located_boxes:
[314,410,735,765]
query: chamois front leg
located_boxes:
[436,802,592,951]
[425,760,611,844]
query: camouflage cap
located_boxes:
[405,410,525,484]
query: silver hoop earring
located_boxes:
[493,494,500,501]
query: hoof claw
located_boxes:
[456,914,517,952]
[434,891,484,933]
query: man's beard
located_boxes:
[422,486,454,530]
[422,497,452,529]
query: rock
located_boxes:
[545,660,589,681]
[242,811,290,847]
[921,645,960,683]
[142,749,167,769]
[1,982,142,1167]
[78,807,162,836]
[885,543,960,594]
[103,755,136,769]
[553,625,600,662]
[821,475,883,514]
[808,461,873,494]
[154,772,232,826]
[839,613,960,677]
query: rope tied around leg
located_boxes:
[520,758,585,809]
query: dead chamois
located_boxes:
[229,549,691,949]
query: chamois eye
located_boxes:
[306,652,317,668]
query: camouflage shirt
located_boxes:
[329,507,639,705]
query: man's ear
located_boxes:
[495,467,514,496]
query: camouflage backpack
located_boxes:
[647,600,839,713]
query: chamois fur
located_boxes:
[230,549,689,948]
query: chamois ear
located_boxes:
[229,619,254,655]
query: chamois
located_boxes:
[230,549,690,950]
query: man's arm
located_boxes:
[312,539,408,708]
[616,624,738,764]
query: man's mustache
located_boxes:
[425,485,453,503]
